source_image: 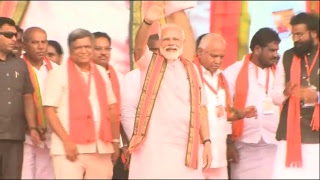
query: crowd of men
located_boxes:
[0,1,319,179]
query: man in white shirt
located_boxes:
[196,33,257,179]
[21,27,59,179]
[43,28,119,179]
[224,28,281,179]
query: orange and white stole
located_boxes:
[232,54,276,140]
[23,55,53,131]
[286,48,319,167]
[128,53,202,169]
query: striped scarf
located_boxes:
[23,55,53,131]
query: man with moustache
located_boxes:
[43,28,119,179]
[47,40,64,65]
[127,3,212,179]
[91,32,127,179]
[13,25,24,57]
[194,33,258,179]
[223,28,281,179]
[0,17,40,179]
[21,27,59,179]
[271,12,319,179]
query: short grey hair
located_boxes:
[159,23,185,40]
[198,33,226,49]
[67,28,94,47]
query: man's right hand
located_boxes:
[63,140,79,162]
[242,106,257,118]
[283,81,297,97]
[145,3,165,23]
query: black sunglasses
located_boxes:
[0,32,18,39]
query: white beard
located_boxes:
[160,46,183,61]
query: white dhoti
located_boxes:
[272,140,320,179]
[21,143,54,179]
[230,139,277,179]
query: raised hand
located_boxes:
[145,3,165,23]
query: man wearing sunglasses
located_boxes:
[0,17,40,179]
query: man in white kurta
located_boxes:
[197,33,257,179]
[121,69,140,140]
[129,49,208,179]
[42,29,118,179]
[196,34,229,179]
[223,28,281,179]
[128,2,212,179]
[21,27,58,179]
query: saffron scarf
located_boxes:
[286,50,319,167]
[107,64,121,130]
[232,54,276,140]
[193,56,232,116]
[68,58,112,144]
[128,53,202,169]
[24,55,53,130]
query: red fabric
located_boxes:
[232,54,251,140]
[107,65,120,130]
[209,1,242,69]
[286,55,319,167]
[306,1,320,14]
[0,1,17,17]
[232,54,276,140]
[68,58,112,144]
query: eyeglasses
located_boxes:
[289,31,308,40]
[94,47,112,52]
[0,32,17,39]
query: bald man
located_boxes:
[194,33,257,179]
[21,27,58,179]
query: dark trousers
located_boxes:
[228,163,231,179]
[0,140,23,179]
[112,149,129,180]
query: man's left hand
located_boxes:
[29,129,41,145]
[112,143,120,164]
[122,146,131,170]
[202,142,212,169]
